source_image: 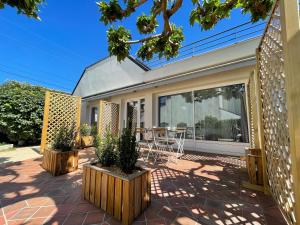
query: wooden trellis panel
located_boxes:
[248,72,260,148]
[40,91,81,153]
[256,0,300,224]
[98,101,119,139]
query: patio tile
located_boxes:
[146,218,166,225]
[3,201,27,214]
[0,149,287,225]
[25,218,47,225]
[0,216,5,224]
[63,213,87,225]
[171,214,199,225]
[32,206,56,218]
[54,204,75,215]
[44,214,67,225]
[26,197,54,207]
[71,202,99,214]
[264,206,287,225]
[8,207,39,220]
[158,206,180,222]
[83,211,105,224]
[104,215,121,225]
[7,219,27,225]
[205,199,224,210]
[132,221,147,225]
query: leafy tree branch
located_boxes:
[0,0,44,19]
[98,0,274,61]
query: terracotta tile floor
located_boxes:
[0,148,287,225]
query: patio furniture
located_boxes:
[136,128,156,161]
[152,127,187,163]
[152,127,171,162]
[167,128,186,162]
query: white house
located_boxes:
[73,37,260,156]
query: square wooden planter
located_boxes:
[82,164,151,225]
[81,136,94,148]
[42,149,79,176]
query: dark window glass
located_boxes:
[91,107,98,126]
[159,92,194,139]
[158,84,249,143]
[194,84,249,143]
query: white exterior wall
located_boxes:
[73,56,145,98]
[108,66,253,156]
[143,37,259,83]
[76,38,260,156]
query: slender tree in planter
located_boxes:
[83,128,150,225]
[118,128,139,174]
[80,123,94,148]
[52,123,77,151]
[43,123,79,176]
[94,128,117,167]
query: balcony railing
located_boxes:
[139,21,266,69]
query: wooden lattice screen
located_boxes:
[40,91,81,153]
[248,72,260,148]
[98,101,119,139]
[254,0,300,224]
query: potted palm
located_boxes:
[42,123,79,176]
[80,123,94,148]
[82,128,151,225]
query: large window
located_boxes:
[158,84,249,143]
[91,107,98,126]
[159,92,194,139]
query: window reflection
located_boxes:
[91,107,98,126]
[158,84,249,143]
[159,92,194,139]
[194,84,248,142]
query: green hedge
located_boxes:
[0,81,49,145]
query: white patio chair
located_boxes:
[168,128,186,162]
[152,127,169,163]
[136,128,155,162]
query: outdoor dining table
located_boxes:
[138,127,186,163]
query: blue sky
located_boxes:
[0,0,259,93]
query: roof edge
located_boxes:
[72,55,150,95]
[127,55,151,71]
[82,55,255,100]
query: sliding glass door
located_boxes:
[158,92,194,139]
[194,84,248,142]
[126,98,145,139]
[158,83,249,143]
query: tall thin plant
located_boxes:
[52,122,77,152]
[118,128,139,174]
[94,127,117,167]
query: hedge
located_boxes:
[0,81,49,145]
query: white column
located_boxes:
[144,93,154,128]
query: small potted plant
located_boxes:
[82,128,151,225]
[80,123,94,148]
[42,123,79,176]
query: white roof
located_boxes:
[73,37,260,99]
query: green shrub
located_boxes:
[52,123,77,152]
[118,128,138,174]
[94,128,117,167]
[0,81,49,145]
[80,123,91,136]
[91,124,98,137]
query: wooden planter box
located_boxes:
[246,148,263,185]
[82,164,151,225]
[42,149,79,176]
[81,136,94,148]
